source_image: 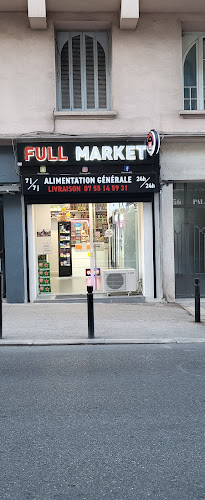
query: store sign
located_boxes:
[17,141,157,169]
[146,130,160,156]
[18,140,160,197]
[24,146,68,162]
[21,144,148,163]
[193,198,205,205]
[22,173,158,196]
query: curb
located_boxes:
[1,338,205,346]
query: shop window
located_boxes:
[183,35,205,110]
[0,198,6,297]
[173,183,184,206]
[56,32,110,111]
[174,183,205,296]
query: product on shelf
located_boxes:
[38,255,51,293]
[38,269,50,277]
[39,278,51,285]
[71,219,89,246]
[38,261,50,269]
[39,285,51,293]
[38,254,47,261]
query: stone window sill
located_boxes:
[179,110,205,118]
[54,110,117,120]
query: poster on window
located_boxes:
[37,228,52,254]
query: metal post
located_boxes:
[0,272,2,339]
[195,278,200,323]
[89,203,94,288]
[87,285,94,338]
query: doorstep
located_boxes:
[34,294,145,304]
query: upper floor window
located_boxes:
[56,32,110,111]
[183,36,205,110]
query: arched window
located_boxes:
[184,36,205,110]
[56,32,110,111]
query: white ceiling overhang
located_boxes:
[28,0,47,29]
[120,0,139,29]
[0,1,205,30]
[26,0,139,30]
[1,0,205,13]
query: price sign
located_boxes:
[105,229,113,237]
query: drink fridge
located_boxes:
[58,221,72,276]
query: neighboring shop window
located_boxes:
[187,182,205,206]
[56,32,110,111]
[173,183,184,207]
[174,182,205,208]
[0,197,6,297]
[174,183,205,297]
[173,184,185,239]
[183,35,205,110]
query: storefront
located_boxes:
[17,139,160,302]
[174,182,205,297]
[160,140,205,301]
[0,146,25,304]
[0,196,6,297]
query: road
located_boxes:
[1,344,205,500]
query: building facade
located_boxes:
[0,0,205,303]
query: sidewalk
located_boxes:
[0,299,205,345]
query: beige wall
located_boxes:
[160,183,175,302]
[0,13,56,135]
[0,12,204,138]
[161,142,205,181]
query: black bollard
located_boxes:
[0,272,2,339]
[87,285,94,338]
[195,278,200,323]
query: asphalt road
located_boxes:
[1,345,205,500]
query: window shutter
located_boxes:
[203,38,205,109]
[85,35,95,109]
[97,41,107,109]
[57,31,110,111]
[72,35,82,109]
[61,41,70,109]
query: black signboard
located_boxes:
[22,173,158,196]
[17,141,159,168]
[18,141,160,200]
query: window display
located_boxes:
[33,201,141,297]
